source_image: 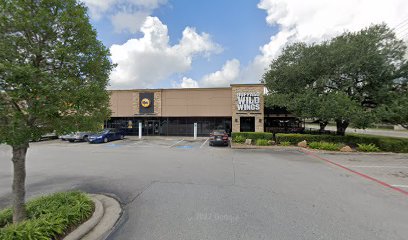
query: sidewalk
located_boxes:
[124,135,208,141]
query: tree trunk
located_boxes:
[319,121,328,132]
[11,143,29,223]
[336,119,349,136]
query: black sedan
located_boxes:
[209,130,229,146]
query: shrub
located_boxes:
[345,134,408,153]
[276,133,342,144]
[308,141,342,151]
[231,132,273,142]
[233,135,245,143]
[0,191,94,240]
[308,142,321,149]
[276,133,408,153]
[0,209,11,228]
[279,141,291,146]
[357,143,380,152]
[256,139,269,146]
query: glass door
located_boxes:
[240,117,255,132]
[144,120,160,135]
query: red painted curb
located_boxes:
[301,149,408,197]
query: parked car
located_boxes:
[60,132,93,142]
[40,132,59,140]
[209,130,229,146]
[88,128,125,143]
[31,132,58,142]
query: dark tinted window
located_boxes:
[212,130,226,135]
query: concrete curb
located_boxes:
[231,143,408,155]
[302,148,408,156]
[64,197,104,240]
[63,194,122,240]
[231,143,300,150]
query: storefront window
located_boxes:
[106,117,232,136]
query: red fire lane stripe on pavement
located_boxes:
[301,150,408,197]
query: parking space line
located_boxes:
[391,185,408,188]
[344,165,408,169]
[200,138,209,148]
[302,149,408,197]
[169,139,184,148]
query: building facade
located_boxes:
[107,84,302,136]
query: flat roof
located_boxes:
[108,87,230,92]
[229,83,265,86]
[108,83,264,92]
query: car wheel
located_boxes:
[103,137,108,143]
[69,140,74,143]
[209,142,213,146]
[120,135,124,140]
[83,136,88,142]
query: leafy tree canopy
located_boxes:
[377,78,408,129]
[263,24,407,134]
[0,0,114,146]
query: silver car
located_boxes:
[60,132,92,142]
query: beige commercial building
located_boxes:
[107,84,302,136]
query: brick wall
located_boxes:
[154,91,162,115]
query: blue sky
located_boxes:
[155,0,276,79]
[82,0,408,89]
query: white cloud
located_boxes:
[246,0,408,83]
[174,59,241,88]
[110,11,149,33]
[109,16,222,89]
[201,59,240,87]
[82,0,116,19]
[82,0,167,33]
[82,0,166,18]
[173,77,199,88]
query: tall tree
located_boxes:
[263,24,407,135]
[377,77,408,129]
[0,0,113,223]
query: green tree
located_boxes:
[263,24,407,135]
[0,0,113,223]
[377,78,408,129]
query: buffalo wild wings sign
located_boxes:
[236,92,260,111]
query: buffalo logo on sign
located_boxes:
[139,93,154,114]
[141,98,150,108]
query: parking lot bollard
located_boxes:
[139,122,142,139]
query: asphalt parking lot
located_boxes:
[0,137,407,240]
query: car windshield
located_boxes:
[212,131,226,135]
[98,130,110,134]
